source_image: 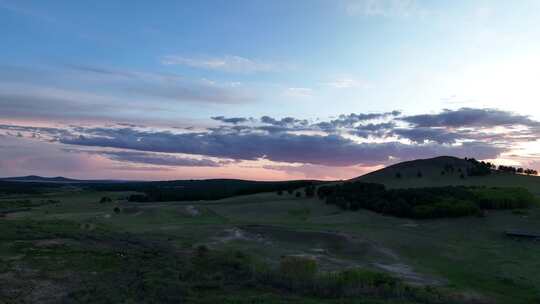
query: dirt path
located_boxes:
[214,224,445,286]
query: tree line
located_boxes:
[465,158,538,176]
[317,181,536,219]
[126,180,317,202]
[497,165,538,175]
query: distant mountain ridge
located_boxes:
[0,175,129,184]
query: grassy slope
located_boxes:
[2,188,540,303]
[2,158,540,303]
[357,156,540,195]
[0,191,424,304]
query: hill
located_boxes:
[357,156,540,195]
[0,175,136,184]
[0,175,81,183]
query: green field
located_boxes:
[2,158,540,303]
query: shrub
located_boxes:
[196,244,209,257]
[280,255,317,280]
[471,187,537,209]
[100,196,113,203]
[320,181,535,219]
[304,185,316,198]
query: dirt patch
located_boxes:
[210,227,270,245]
[373,263,444,286]
[238,225,445,286]
[240,225,383,257]
[401,222,419,228]
[33,238,71,248]
[184,205,200,217]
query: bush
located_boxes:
[280,255,317,280]
[472,187,537,209]
[314,268,401,297]
[100,196,113,203]
[412,199,480,219]
[304,185,316,198]
[319,181,535,219]
[196,245,209,257]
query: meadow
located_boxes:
[1,183,540,303]
[2,158,540,303]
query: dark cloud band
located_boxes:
[1,107,537,168]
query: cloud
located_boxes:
[0,136,96,177]
[0,65,257,121]
[84,150,227,167]
[66,65,256,104]
[161,55,279,73]
[401,108,540,128]
[260,116,309,127]
[284,87,313,98]
[0,124,72,138]
[211,116,250,124]
[315,111,401,131]
[324,76,372,89]
[354,122,396,137]
[2,107,537,171]
[56,126,505,167]
[0,83,129,120]
[392,127,460,144]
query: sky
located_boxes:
[1,0,540,180]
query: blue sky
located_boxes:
[1,0,540,180]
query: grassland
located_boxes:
[359,156,540,196]
[2,157,540,303]
[1,183,539,303]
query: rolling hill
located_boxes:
[357,156,540,195]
